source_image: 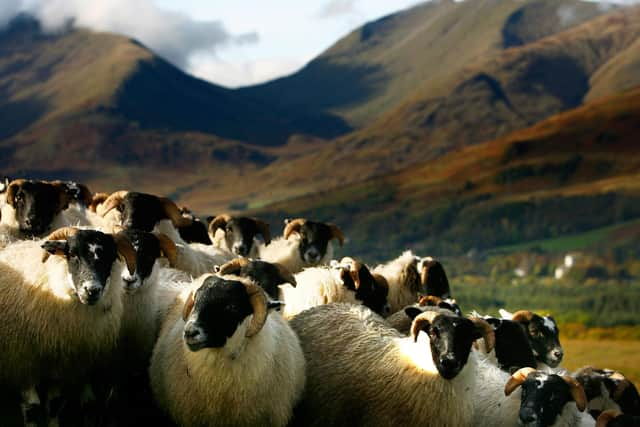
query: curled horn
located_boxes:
[470,317,496,353]
[41,227,79,262]
[419,295,444,306]
[254,218,271,245]
[113,233,137,275]
[562,376,587,411]
[159,197,193,228]
[99,190,128,217]
[155,233,178,267]
[5,179,26,207]
[328,223,345,246]
[209,214,231,235]
[596,410,623,427]
[218,258,250,276]
[243,282,269,338]
[274,263,297,286]
[612,379,632,401]
[511,310,535,323]
[89,192,109,212]
[182,290,195,322]
[284,218,305,240]
[504,367,537,396]
[410,310,440,343]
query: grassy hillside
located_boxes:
[240,0,607,128]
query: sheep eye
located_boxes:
[430,328,440,339]
[226,226,232,233]
[116,204,124,212]
[14,192,23,202]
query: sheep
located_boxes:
[288,303,495,427]
[504,367,594,427]
[0,226,136,424]
[371,250,453,313]
[574,367,640,419]
[208,214,271,257]
[259,218,344,273]
[280,258,389,318]
[175,206,211,244]
[500,309,564,370]
[99,190,236,276]
[217,257,297,300]
[386,295,463,335]
[149,274,305,427]
[596,410,640,427]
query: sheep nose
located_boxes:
[233,243,248,256]
[520,408,537,423]
[306,248,320,261]
[86,286,101,297]
[439,355,457,370]
[184,323,203,342]
[553,349,563,360]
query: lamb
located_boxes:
[504,367,594,427]
[149,274,305,427]
[372,250,451,313]
[574,367,640,419]
[99,190,236,276]
[288,303,495,427]
[259,218,344,273]
[208,214,271,257]
[500,309,564,370]
[0,227,136,424]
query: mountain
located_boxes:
[239,0,609,128]
[253,86,640,261]
[0,14,349,174]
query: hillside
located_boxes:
[239,0,609,128]
[0,14,349,176]
[253,86,640,261]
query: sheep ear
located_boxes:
[41,241,68,262]
[404,307,423,320]
[182,291,195,322]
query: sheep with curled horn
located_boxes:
[0,227,136,425]
[500,309,565,371]
[217,257,296,300]
[289,303,495,427]
[259,217,344,274]
[208,213,271,257]
[173,206,211,245]
[149,274,305,427]
[386,294,463,335]
[504,367,594,427]
[596,410,640,427]
[574,366,640,419]
[99,190,236,276]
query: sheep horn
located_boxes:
[182,290,195,322]
[243,282,269,338]
[596,410,623,427]
[418,295,444,306]
[561,376,587,411]
[328,223,345,246]
[274,262,296,286]
[470,317,496,353]
[99,190,128,217]
[283,218,305,240]
[218,258,250,276]
[41,227,79,262]
[159,197,193,228]
[5,179,26,207]
[511,310,535,323]
[504,367,536,396]
[254,219,271,245]
[113,233,137,275]
[612,379,632,401]
[89,192,109,213]
[208,214,231,235]
[155,233,178,267]
[410,311,440,343]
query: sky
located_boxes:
[1,0,639,88]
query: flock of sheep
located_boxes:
[0,177,638,427]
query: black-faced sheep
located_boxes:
[574,367,640,419]
[288,304,494,427]
[259,218,344,273]
[0,227,136,423]
[149,274,305,427]
[386,295,463,335]
[208,214,271,257]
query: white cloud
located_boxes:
[6,0,258,70]
[317,0,359,19]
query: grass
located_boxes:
[562,338,640,388]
